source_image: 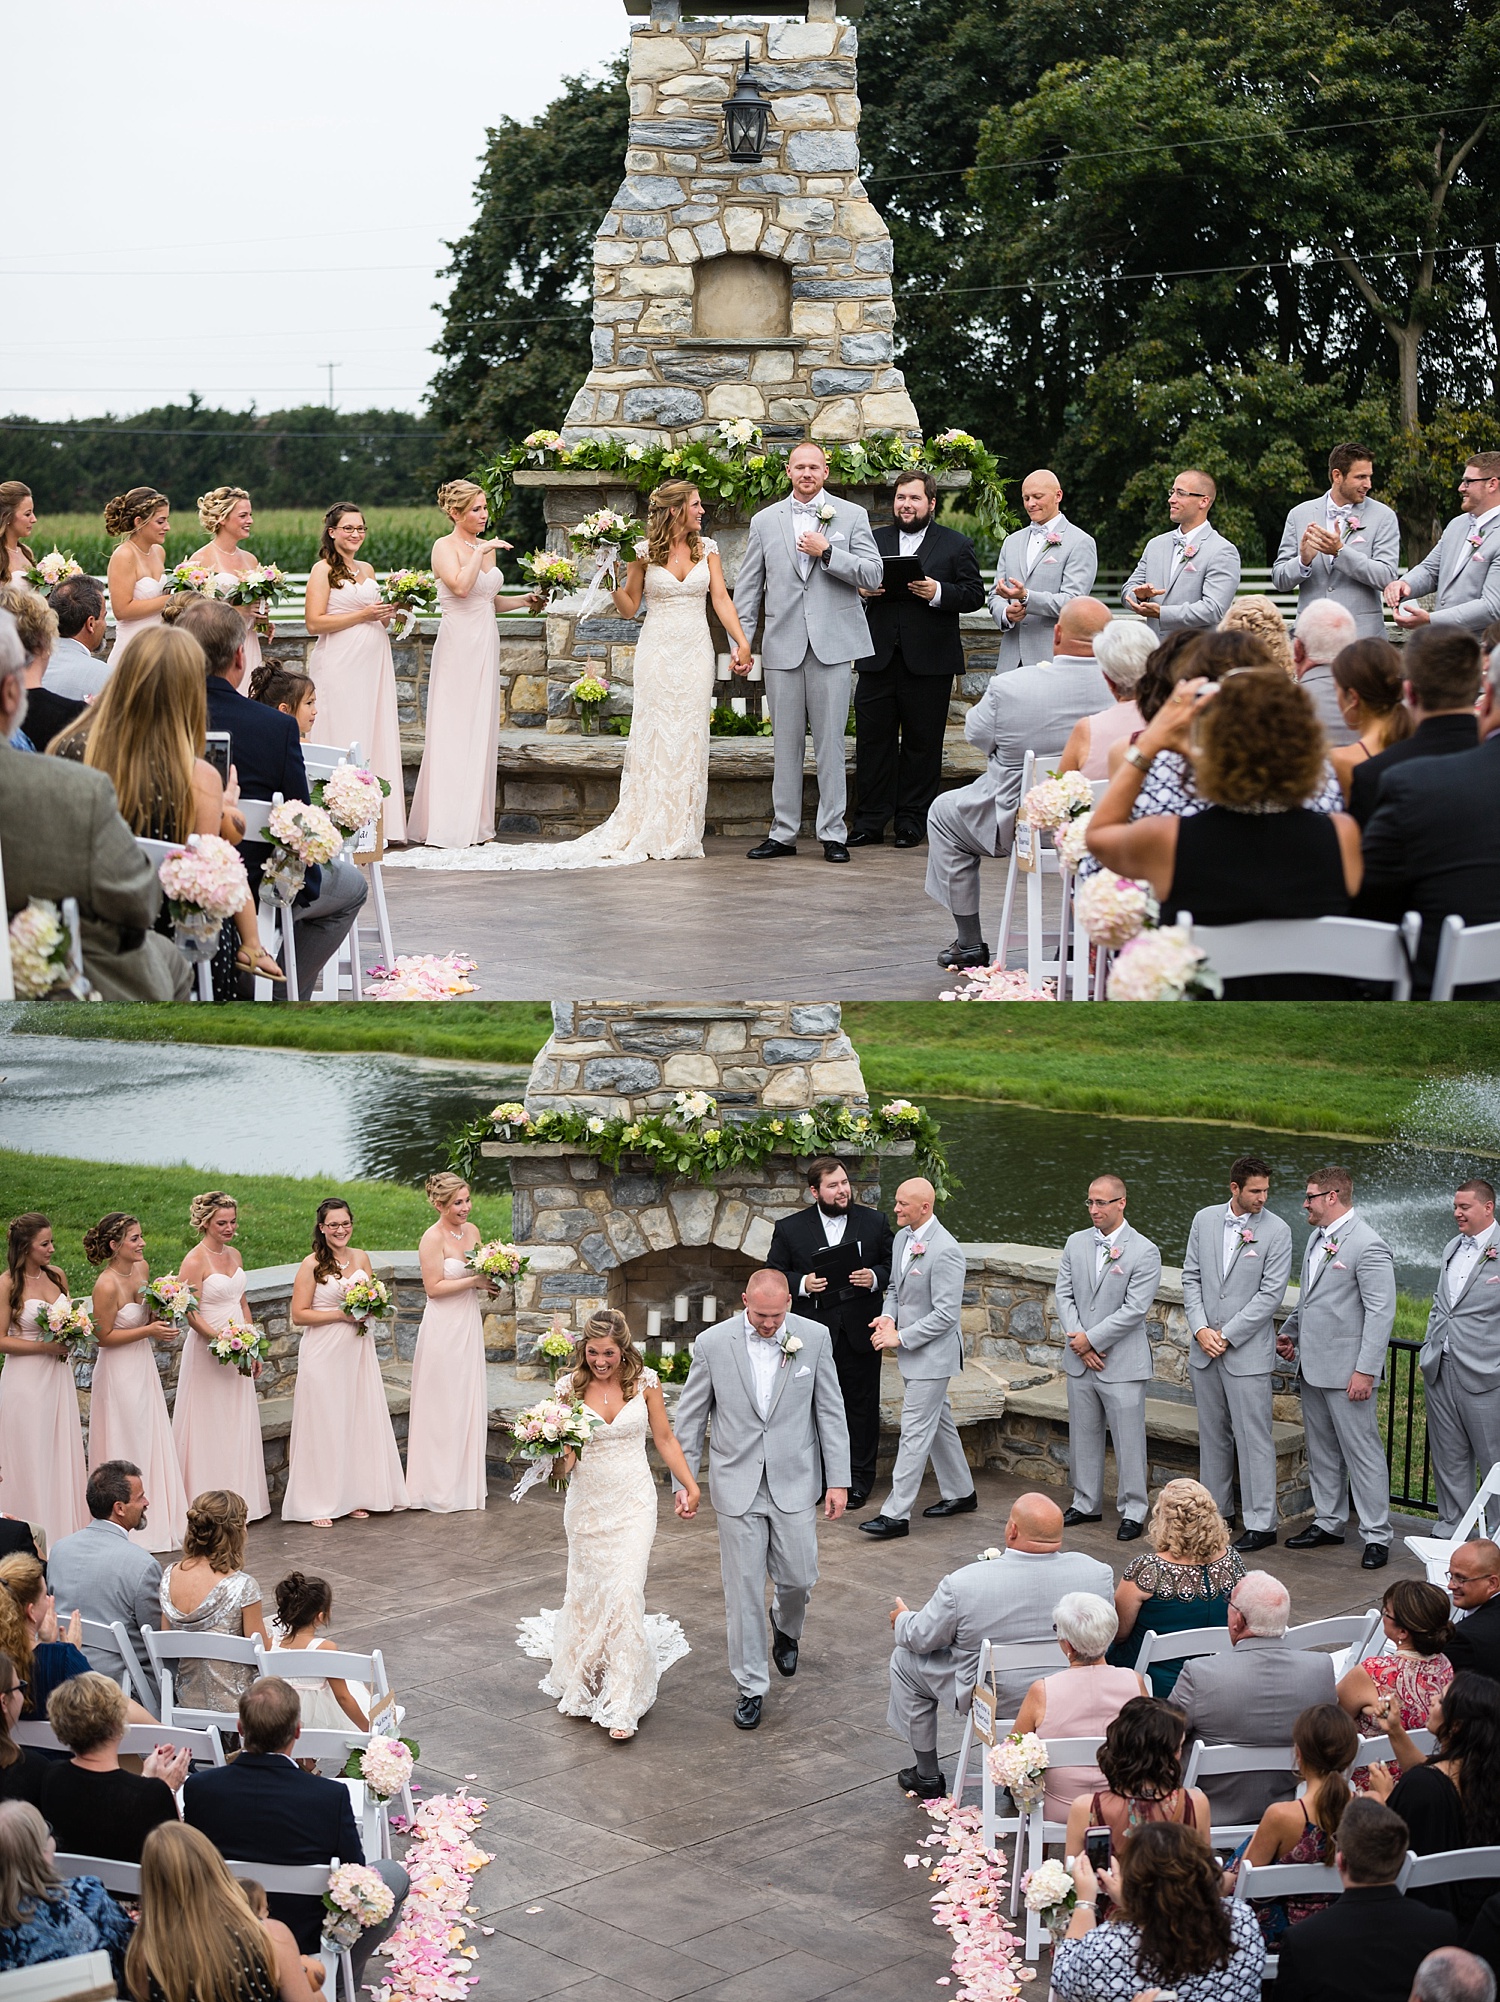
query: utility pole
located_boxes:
[321,362,339,411]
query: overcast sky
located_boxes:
[1,1,629,423]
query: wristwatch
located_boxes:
[1123,745,1154,773]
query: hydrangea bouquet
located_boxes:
[1020,769,1094,833]
[1076,869,1158,949]
[1107,926,1221,1001]
[988,1730,1049,1811]
[379,569,437,640]
[41,1297,94,1353]
[538,1322,575,1382]
[567,671,611,732]
[7,900,87,1000]
[206,1317,269,1374]
[342,1734,417,1802]
[157,835,250,961]
[311,765,390,839]
[142,1275,198,1324]
[337,1273,392,1327]
[321,1863,394,1949]
[1020,1856,1077,1939]
[24,549,83,593]
[263,800,343,902]
[509,1395,604,1498]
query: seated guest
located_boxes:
[1169,1571,1337,1827]
[1443,1541,1500,1684]
[272,1573,369,1732]
[886,1491,1114,1798]
[1109,1477,1243,1697]
[1056,621,1154,778]
[128,1823,322,2002]
[1062,1696,1212,1869]
[0,1556,90,1717]
[161,1490,270,1719]
[42,574,112,704]
[1236,1703,1358,1945]
[1349,626,1484,826]
[1292,599,1362,745]
[41,1673,186,1863]
[235,1871,327,1999]
[0,1654,51,1806]
[48,1459,164,1701]
[0,1799,132,1989]
[1410,1948,1497,2002]
[1221,593,1296,679]
[1275,1797,1460,2002]
[1054,1820,1263,2001]
[1330,638,1414,800]
[1010,1591,1146,1822]
[1467,1899,1500,1988]
[0,583,58,750]
[248,663,318,741]
[183,1679,407,1984]
[1338,1579,1455,1768]
[1369,1671,1500,1928]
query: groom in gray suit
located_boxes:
[1272,442,1401,639]
[989,469,1098,671]
[1182,1155,1294,1553]
[673,1269,850,1731]
[1386,452,1500,636]
[1420,1178,1500,1536]
[732,441,884,863]
[1123,469,1242,632]
[1278,1165,1397,1567]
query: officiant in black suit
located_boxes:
[768,1156,895,1506]
[852,471,985,848]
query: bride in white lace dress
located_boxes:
[517,1309,700,1740]
[394,480,753,872]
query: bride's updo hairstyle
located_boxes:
[197,486,250,534]
[645,480,703,571]
[424,1171,468,1212]
[82,1213,140,1266]
[189,1190,238,1235]
[437,479,484,522]
[104,488,170,537]
[319,501,363,589]
[566,1307,644,1401]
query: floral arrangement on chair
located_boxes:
[7,900,88,1000]
[1075,870,1158,949]
[312,765,390,839]
[157,836,250,962]
[1021,1857,1077,1941]
[262,801,342,902]
[988,1731,1049,1812]
[321,1863,394,1949]
[343,1735,417,1803]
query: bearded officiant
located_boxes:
[768,1157,895,1508]
[851,471,985,848]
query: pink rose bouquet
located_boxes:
[206,1317,269,1374]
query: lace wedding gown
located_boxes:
[516,1370,688,1733]
[391,546,718,873]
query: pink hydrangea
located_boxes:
[1019,770,1093,831]
[1107,925,1214,1001]
[267,801,342,866]
[319,766,386,835]
[1075,869,1157,948]
[158,835,250,921]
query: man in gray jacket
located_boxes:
[989,470,1098,671]
[46,1461,161,1700]
[1420,1178,1500,1536]
[1182,1155,1295,1553]
[1273,443,1402,640]
[1122,470,1242,632]
[1387,452,1500,637]
[1278,1165,1397,1568]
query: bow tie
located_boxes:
[1095,1231,1115,1248]
[1172,530,1191,548]
[792,500,820,515]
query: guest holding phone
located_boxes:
[1063,1696,1212,1911]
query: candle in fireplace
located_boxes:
[702,1295,717,1322]
[646,1308,662,1342]
[674,1294,690,1322]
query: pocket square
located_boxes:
[1486,1276,1500,1285]
[1332,1260,1347,1269]
[1243,1250,1258,1259]
[795,1364,811,1376]
[830,530,846,541]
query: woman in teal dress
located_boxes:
[1108,1478,1244,1697]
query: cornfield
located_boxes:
[31,507,451,577]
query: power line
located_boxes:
[0,423,442,438]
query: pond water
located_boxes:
[3,1027,1494,1295]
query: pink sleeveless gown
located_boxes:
[308,579,407,840]
[282,1275,408,1522]
[171,1271,270,1519]
[107,574,167,670]
[406,567,503,848]
[0,1300,88,1545]
[404,1258,488,1512]
[88,1303,190,1553]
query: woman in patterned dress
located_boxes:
[1109,1478,1244,1697]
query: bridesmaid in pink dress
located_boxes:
[0,1214,88,1547]
[305,503,407,841]
[104,487,173,669]
[407,480,542,849]
[404,1173,495,1512]
[282,1197,408,1527]
[172,1192,270,1521]
[188,487,267,680]
[84,1212,190,1554]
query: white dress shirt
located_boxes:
[1446,1222,1497,1310]
[1472,504,1500,536]
[1222,1205,1251,1280]
[791,498,823,580]
[898,524,940,606]
[901,1218,933,1276]
[744,1312,783,1417]
[1095,1222,1125,1276]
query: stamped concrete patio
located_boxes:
[243,1466,1431,2002]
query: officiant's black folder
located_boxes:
[880,555,925,590]
[810,1240,865,1292]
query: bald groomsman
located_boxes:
[1420,1178,1500,1537]
[1056,1174,1162,1542]
[1273,442,1401,640]
[1182,1155,1295,1554]
[1386,452,1500,636]
[1123,469,1242,631]
[990,470,1098,671]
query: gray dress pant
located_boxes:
[765,644,851,845]
[1423,1365,1500,1534]
[1067,1371,1148,1520]
[1301,1382,1392,1545]
[292,854,368,991]
[717,1474,819,1697]
[1194,1366,1278,1532]
[350,1859,410,1981]
[887,1642,959,1757]
[925,777,1005,917]
[882,1375,974,1520]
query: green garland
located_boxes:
[481,423,1017,542]
[447,1093,954,1202]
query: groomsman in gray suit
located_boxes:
[733,441,885,864]
[1056,1175,1163,1541]
[1273,442,1402,640]
[1386,452,1500,637]
[1278,1165,1397,1568]
[861,1178,977,1541]
[989,470,1098,671]
[673,1269,850,1731]
[1123,469,1242,632]
[1182,1155,1295,1554]
[885,1491,1114,1797]
[1420,1178,1500,1536]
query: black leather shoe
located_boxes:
[747,838,796,860]
[1235,1529,1278,1553]
[1285,1526,1345,1550]
[923,1492,979,1518]
[771,1623,799,1677]
[1362,1543,1390,1570]
[823,841,851,863]
[860,1514,909,1540]
[1062,1508,1102,1527]
[897,1767,947,1799]
[938,939,991,970]
[734,1693,762,1730]
[893,827,924,849]
[847,1490,871,1509]
[849,829,883,846]
[1117,1518,1145,1542]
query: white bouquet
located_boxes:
[1021,1857,1076,1938]
[988,1730,1049,1811]
[1019,769,1094,832]
[321,1863,394,1949]
[1107,926,1221,1002]
[7,899,87,1000]
[1076,869,1158,948]
[1055,810,1095,871]
[24,549,83,593]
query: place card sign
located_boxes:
[1015,822,1035,873]
[369,1689,401,1741]
[969,1678,999,1746]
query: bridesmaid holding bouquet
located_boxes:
[188,487,269,680]
[104,487,173,669]
[85,1212,190,1553]
[0,1214,88,1545]
[173,1191,270,1521]
[404,1173,495,1512]
[282,1198,407,1528]
[305,502,407,840]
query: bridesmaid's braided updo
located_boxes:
[436,480,484,522]
[197,487,250,534]
[83,1213,140,1266]
[189,1190,237,1235]
[104,488,170,537]
[424,1172,468,1213]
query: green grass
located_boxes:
[0,1151,512,1282]
[17,1003,552,1065]
[32,508,450,577]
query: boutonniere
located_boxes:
[1321,1237,1341,1262]
[1342,516,1364,536]
[778,1331,803,1367]
[908,1238,927,1258]
[1044,526,1064,546]
[1484,1245,1498,1262]
[1239,1226,1255,1244]
[816,501,836,525]
[1178,542,1198,562]
[1108,1243,1123,1261]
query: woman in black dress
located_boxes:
[1367,1670,1500,1929]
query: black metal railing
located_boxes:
[1383,1337,1437,1515]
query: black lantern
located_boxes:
[723,44,771,164]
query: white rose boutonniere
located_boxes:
[779,1331,804,1367]
[816,501,836,525]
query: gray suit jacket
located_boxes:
[1055,1224,1162,1383]
[1273,495,1401,639]
[1401,513,1500,634]
[673,1310,851,1516]
[1182,1204,1295,1377]
[1280,1211,1396,1387]
[1171,1637,1337,1824]
[1420,1227,1500,1396]
[46,1519,161,1696]
[962,655,1112,848]
[732,492,884,671]
[882,1217,966,1381]
[1297,661,1359,749]
[1123,523,1242,633]
[989,517,1099,670]
[893,1546,1117,1711]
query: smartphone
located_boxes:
[1084,1827,1112,1873]
[203,731,232,785]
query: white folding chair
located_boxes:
[300,742,367,1001]
[140,1627,265,1730]
[1181,1740,1298,1846]
[1355,1729,1437,1768]
[259,1648,409,1842]
[1063,780,1110,1001]
[1430,916,1500,1001]
[1134,1624,1235,1681]
[1233,1853,1394,1980]
[227,1857,355,2002]
[1014,1733,1109,1960]
[135,837,213,1000]
[1405,1462,1500,1583]
[1284,1607,1387,1678]
[53,1852,142,1896]
[1403,1844,1500,1892]
[1173,910,1421,999]
[950,1635,1066,1810]
[12,1722,63,1752]
[119,1721,227,1766]
[73,1617,153,1706]
[995,752,1067,988]
[0,1949,116,2002]
[237,794,298,1001]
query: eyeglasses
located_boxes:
[1458,476,1498,488]
[1169,488,1209,500]
[1302,1190,1335,1204]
